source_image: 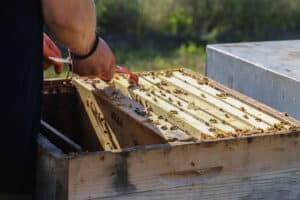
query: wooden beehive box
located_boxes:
[37,69,300,200]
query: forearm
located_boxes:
[42,0,96,55]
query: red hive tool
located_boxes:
[115,66,139,85]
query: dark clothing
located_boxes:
[0,0,43,194]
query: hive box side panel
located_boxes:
[36,135,69,200]
[206,42,300,119]
[68,132,300,200]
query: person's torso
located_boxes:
[0,0,43,194]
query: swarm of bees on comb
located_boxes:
[88,68,300,142]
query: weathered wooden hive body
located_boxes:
[38,68,300,200]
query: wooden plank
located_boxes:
[184,68,300,125]
[146,112,193,142]
[74,78,172,149]
[39,77,300,200]
[112,69,298,139]
[113,77,217,140]
[158,75,271,130]
[138,77,236,134]
[68,131,300,200]
[141,74,253,131]
[73,79,120,151]
[172,71,281,126]
[36,135,68,200]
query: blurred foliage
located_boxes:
[96,0,300,42]
[45,0,300,78]
[114,42,205,73]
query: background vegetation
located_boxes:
[45,0,300,77]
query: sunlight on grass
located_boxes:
[44,43,206,78]
[115,42,205,73]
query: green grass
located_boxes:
[44,43,206,78]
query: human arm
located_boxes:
[42,0,115,80]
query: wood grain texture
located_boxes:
[185,68,300,125]
[74,79,121,150]
[40,76,300,200]
[113,69,299,141]
[73,78,167,150]
[36,135,68,200]
[68,131,300,200]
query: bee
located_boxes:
[161,81,168,86]
[258,128,264,133]
[170,126,179,130]
[243,114,249,119]
[170,110,178,115]
[153,97,158,102]
[216,93,227,98]
[188,102,196,110]
[235,128,242,132]
[201,93,206,98]
[177,101,182,107]
[209,118,218,123]
[165,71,173,77]
[134,108,147,117]
[217,133,225,138]
[203,77,209,82]
[168,97,173,102]
[197,80,204,85]
[225,113,230,118]
[208,82,214,87]
[158,115,164,119]
[209,128,216,132]
[161,125,168,130]
[146,119,153,123]
[173,89,183,94]
[255,117,262,122]
[241,107,246,112]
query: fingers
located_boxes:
[43,46,64,73]
[43,33,64,74]
[43,60,50,70]
[106,59,116,80]
[50,59,64,74]
[72,37,116,80]
[43,33,62,57]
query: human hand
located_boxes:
[43,33,63,74]
[72,37,115,81]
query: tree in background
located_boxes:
[95,0,300,42]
